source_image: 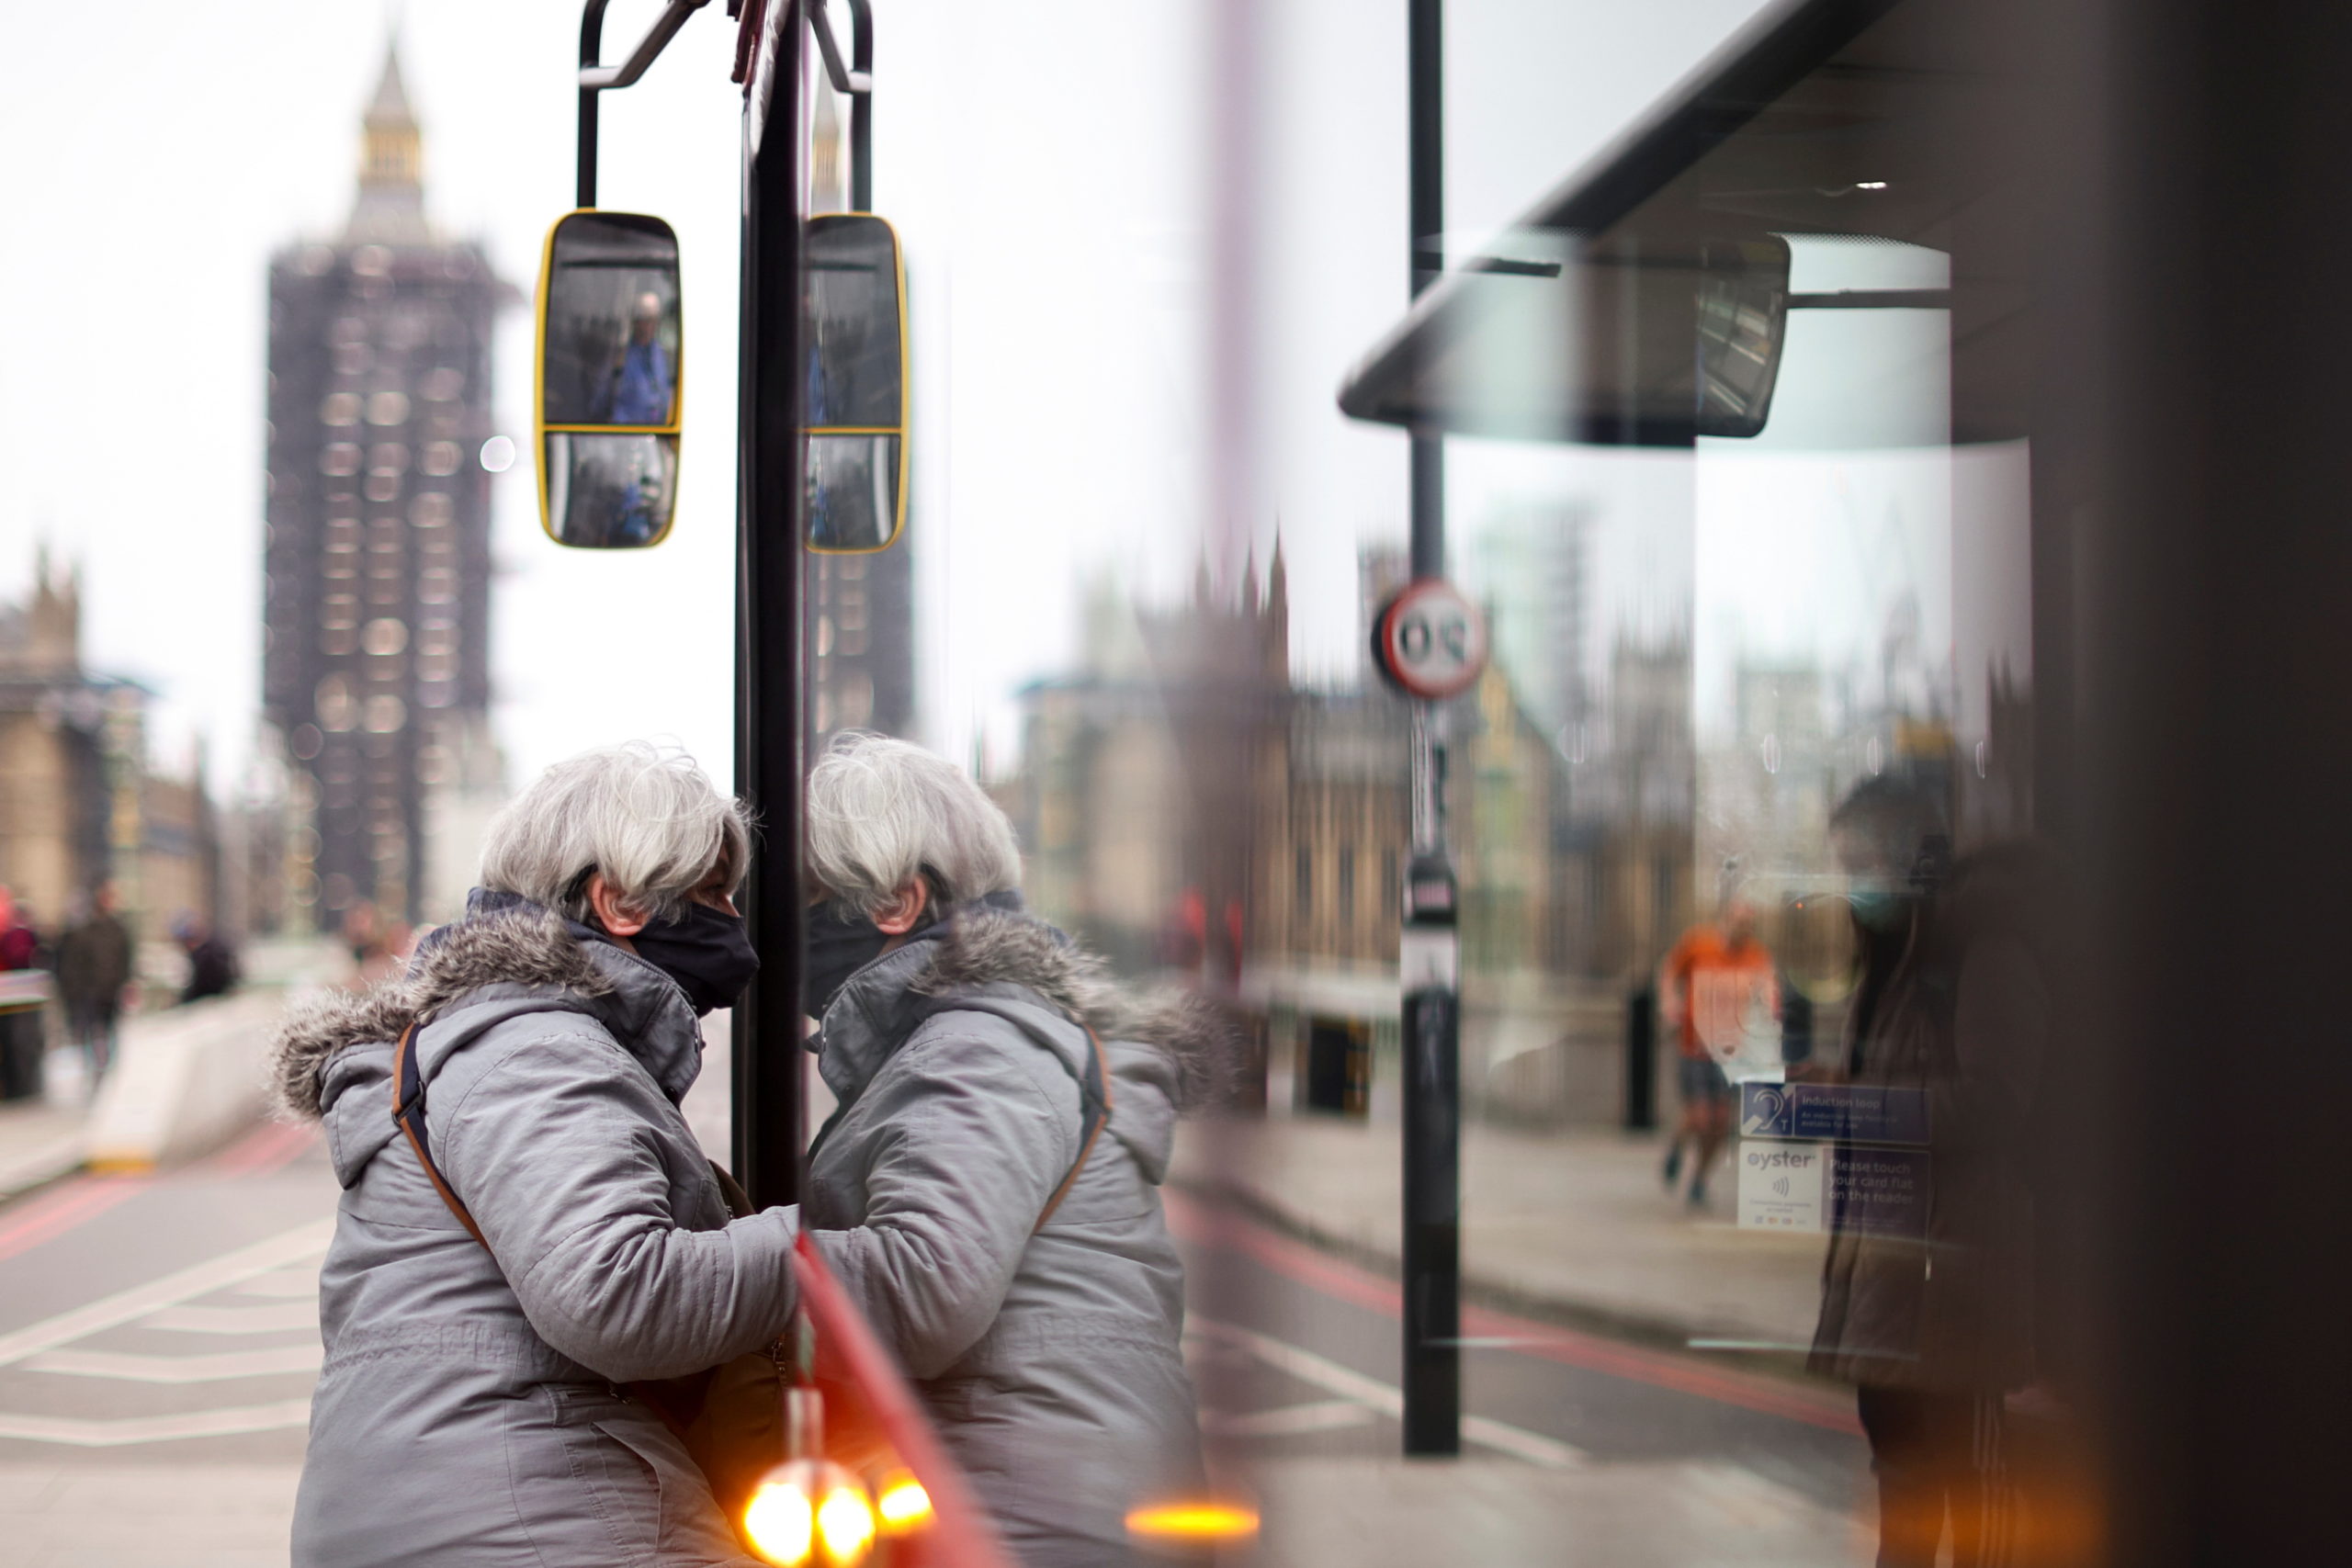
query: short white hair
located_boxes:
[479,741,751,923]
[807,733,1021,919]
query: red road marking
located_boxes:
[1164,1188,1862,1436]
[0,1122,317,1261]
[0,1175,149,1263]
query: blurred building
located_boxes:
[1474,501,1595,749]
[0,553,221,941]
[1002,540,1699,1125]
[261,48,506,929]
[806,550,916,757]
[802,90,916,761]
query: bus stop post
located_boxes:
[1400,0,1461,1459]
[732,6,810,1209]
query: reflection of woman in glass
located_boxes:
[604,292,675,425]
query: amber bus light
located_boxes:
[1125,1500,1262,1541]
[743,1461,877,1567]
[876,1472,933,1534]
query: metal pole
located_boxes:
[1401,0,1459,1458]
[578,0,611,207]
[847,0,873,210]
[732,4,809,1208]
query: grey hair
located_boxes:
[807,733,1022,919]
[479,741,751,924]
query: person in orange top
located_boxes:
[1657,897,1778,1208]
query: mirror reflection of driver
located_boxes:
[603,292,675,425]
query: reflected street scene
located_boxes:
[545,430,678,548]
[1,1,2345,1565]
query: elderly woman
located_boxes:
[272,742,785,1567]
[798,734,1218,1566]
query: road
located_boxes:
[0,1113,1871,1567]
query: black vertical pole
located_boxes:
[577,0,611,208]
[733,6,809,1208]
[846,0,874,211]
[1401,0,1460,1458]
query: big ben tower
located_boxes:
[262,48,503,931]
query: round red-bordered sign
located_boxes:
[1374,578,1488,700]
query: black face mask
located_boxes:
[802,899,907,1019]
[626,902,762,1017]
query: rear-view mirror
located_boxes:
[536,210,683,547]
[1338,231,1792,446]
[803,214,907,552]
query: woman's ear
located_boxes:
[586,872,650,937]
[872,877,930,935]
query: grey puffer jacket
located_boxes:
[269,904,797,1568]
[806,908,1221,1568]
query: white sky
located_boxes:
[6,0,2013,816]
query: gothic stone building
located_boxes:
[262,50,501,927]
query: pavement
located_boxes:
[1169,1109,1830,1363]
[0,1060,91,1202]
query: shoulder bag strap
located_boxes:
[1031,1023,1113,1234]
[390,1021,490,1249]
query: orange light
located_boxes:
[876,1472,933,1534]
[742,1475,815,1565]
[1125,1500,1261,1541]
[742,1460,876,1566]
[816,1483,876,1563]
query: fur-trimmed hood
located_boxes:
[269,906,700,1124]
[910,908,1234,1111]
[816,907,1235,1130]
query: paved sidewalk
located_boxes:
[0,1061,89,1202]
[1170,1112,1828,1356]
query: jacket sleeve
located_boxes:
[436,1022,801,1383]
[809,1021,1078,1380]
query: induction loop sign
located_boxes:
[1375,579,1489,701]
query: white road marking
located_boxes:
[1204,1399,1378,1438]
[1186,1316,1589,1468]
[233,1269,320,1300]
[0,1220,333,1370]
[142,1302,318,1336]
[26,1344,323,1383]
[0,1399,313,1448]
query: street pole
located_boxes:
[1400,0,1460,1458]
[732,5,810,1208]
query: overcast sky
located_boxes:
[5,0,2007,812]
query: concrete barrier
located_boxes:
[83,990,301,1171]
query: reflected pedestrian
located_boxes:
[800,734,1219,1564]
[55,881,133,1086]
[1809,773,2059,1567]
[1657,894,1777,1208]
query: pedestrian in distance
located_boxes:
[1657,892,1778,1208]
[54,881,134,1086]
[172,913,239,1004]
[799,733,1223,1567]
[270,742,789,1568]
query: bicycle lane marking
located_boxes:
[0,1176,150,1265]
[1163,1188,1862,1436]
[0,1219,334,1371]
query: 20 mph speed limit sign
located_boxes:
[1374,579,1489,700]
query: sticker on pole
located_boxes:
[1374,579,1488,700]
